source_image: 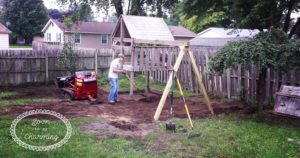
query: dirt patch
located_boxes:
[109,121,139,131]
[0,85,62,100]
[0,85,247,124]
[82,120,159,140]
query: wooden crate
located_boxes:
[273,85,300,117]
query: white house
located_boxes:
[191,27,263,47]
[0,22,11,49]
[197,27,261,38]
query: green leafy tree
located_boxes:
[175,0,231,32]
[2,0,48,44]
[58,39,79,74]
[176,0,300,33]
[58,0,179,18]
[227,0,300,32]
[208,30,300,119]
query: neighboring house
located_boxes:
[41,19,116,49]
[0,22,11,49]
[168,25,196,41]
[197,27,261,38]
[191,27,262,47]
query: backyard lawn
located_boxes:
[0,79,299,158]
[9,44,32,49]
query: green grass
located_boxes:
[9,44,32,48]
[0,92,54,110]
[99,74,197,97]
[0,114,299,158]
[0,87,299,157]
[0,116,161,158]
[157,115,300,158]
[0,92,17,99]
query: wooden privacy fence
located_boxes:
[0,42,128,85]
[131,46,300,104]
[1,42,299,104]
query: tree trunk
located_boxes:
[112,0,123,17]
[289,17,300,39]
[283,0,295,33]
[257,68,267,121]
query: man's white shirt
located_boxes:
[108,58,122,79]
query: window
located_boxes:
[100,35,108,45]
[46,33,51,41]
[56,33,61,42]
[75,33,81,44]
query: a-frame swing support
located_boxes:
[154,44,215,121]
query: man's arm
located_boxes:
[112,68,125,73]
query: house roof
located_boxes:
[0,23,11,34]
[198,27,261,38]
[168,25,196,38]
[120,15,174,41]
[42,19,116,34]
[190,37,248,47]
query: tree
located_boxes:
[48,4,94,22]
[177,0,300,33]
[58,39,79,75]
[58,0,179,18]
[208,30,300,119]
[227,0,300,32]
[2,0,48,44]
[176,0,231,32]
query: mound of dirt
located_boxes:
[109,121,139,131]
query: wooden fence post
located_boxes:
[45,53,49,83]
[227,69,231,99]
[94,51,98,74]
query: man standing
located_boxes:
[108,53,125,104]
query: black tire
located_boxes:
[63,92,73,101]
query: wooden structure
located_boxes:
[153,45,214,121]
[111,15,185,95]
[273,85,300,117]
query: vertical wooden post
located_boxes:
[120,18,125,55]
[154,46,186,121]
[237,65,242,97]
[188,49,214,115]
[129,47,135,95]
[45,53,49,83]
[130,71,134,95]
[265,68,271,103]
[227,69,231,99]
[145,71,150,92]
[94,51,98,75]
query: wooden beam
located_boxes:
[188,49,214,115]
[133,38,187,46]
[154,45,186,121]
[113,37,133,43]
[121,19,125,54]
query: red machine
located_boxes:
[55,71,102,104]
